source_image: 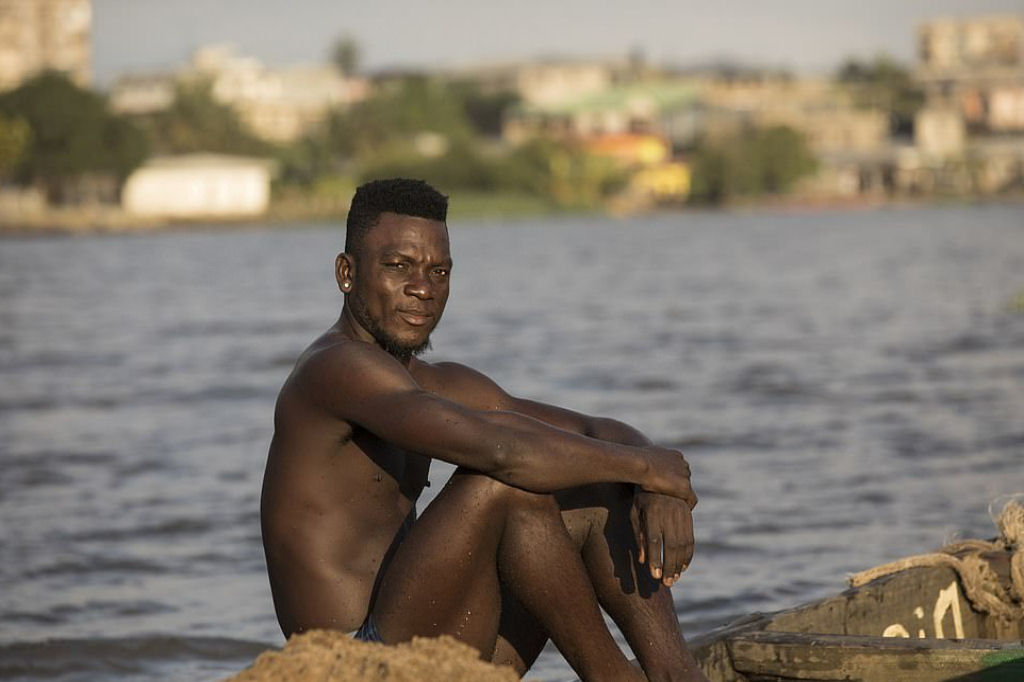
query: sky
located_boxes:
[92,0,1024,86]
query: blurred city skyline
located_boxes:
[93,0,1024,85]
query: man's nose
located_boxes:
[404,273,432,299]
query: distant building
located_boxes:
[699,75,890,153]
[918,16,1023,72]
[0,0,92,91]
[503,81,699,144]
[451,57,630,106]
[906,14,1024,195]
[108,73,176,115]
[582,133,671,166]
[110,45,369,143]
[512,60,614,106]
[122,154,275,219]
[226,63,369,143]
[916,15,1024,133]
[580,134,690,202]
[915,107,966,159]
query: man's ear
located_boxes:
[336,252,355,293]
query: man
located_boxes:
[261,178,708,681]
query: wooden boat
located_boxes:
[686,502,1024,681]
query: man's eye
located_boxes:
[433,268,449,277]
[385,262,407,270]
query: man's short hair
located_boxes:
[346,178,448,257]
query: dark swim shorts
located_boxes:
[353,615,384,643]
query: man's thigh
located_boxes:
[371,470,511,651]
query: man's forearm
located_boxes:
[477,411,689,499]
[479,411,647,490]
[348,388,690,499]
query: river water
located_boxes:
[1,203,1022,681]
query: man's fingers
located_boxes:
[681,533,695,571]
[646,522,664,580]
[669,506,696,585]
[648,534,663,579]
[680,507,696,570]
[660,505,696,586]
[661,511,688,584]
[662,533,682,585]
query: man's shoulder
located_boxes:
[297,333,391,374]
[411,358,486,386]
[286,334,408,400]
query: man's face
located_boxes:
[345,212,451,360]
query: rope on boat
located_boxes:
[848,499,1024,624]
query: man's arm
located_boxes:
[304,343,693,499]
[430,361,697,585]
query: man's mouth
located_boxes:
[397,310,433,326]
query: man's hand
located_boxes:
[640,447,698,508]
[630,490,696,587]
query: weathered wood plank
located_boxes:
[690,614,771,682]
[767,566,995,640]
[728,631,1024,682]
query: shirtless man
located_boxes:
[261,178,708,681]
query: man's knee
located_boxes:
[450,468,559,519]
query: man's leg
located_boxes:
[371,469,644,682]
[492,483,707,682]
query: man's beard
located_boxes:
[350,295,432,363]
[372,325,432,363]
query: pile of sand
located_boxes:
[225,629,520,682]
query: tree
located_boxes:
[753,126,818,194]
[447,81,520,138]
[139,79,273,156]
[836,55,924,137]
[0,112,31,181]
[331,35,360,75]
[0,71,148,200]
[324,76,475,160]
[688,125,817,204]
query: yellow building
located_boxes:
[631,163,690,199]
[582,133,690,201]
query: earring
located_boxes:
[342,282,351,290]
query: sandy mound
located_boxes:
[225,629,520,682]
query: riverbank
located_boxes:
[1,189,1021,235]
[0,190,572,235]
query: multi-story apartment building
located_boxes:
[111,45,369,143]
[0,0,91,91]
[916,15,1024,134]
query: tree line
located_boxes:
[0,55,921,208]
